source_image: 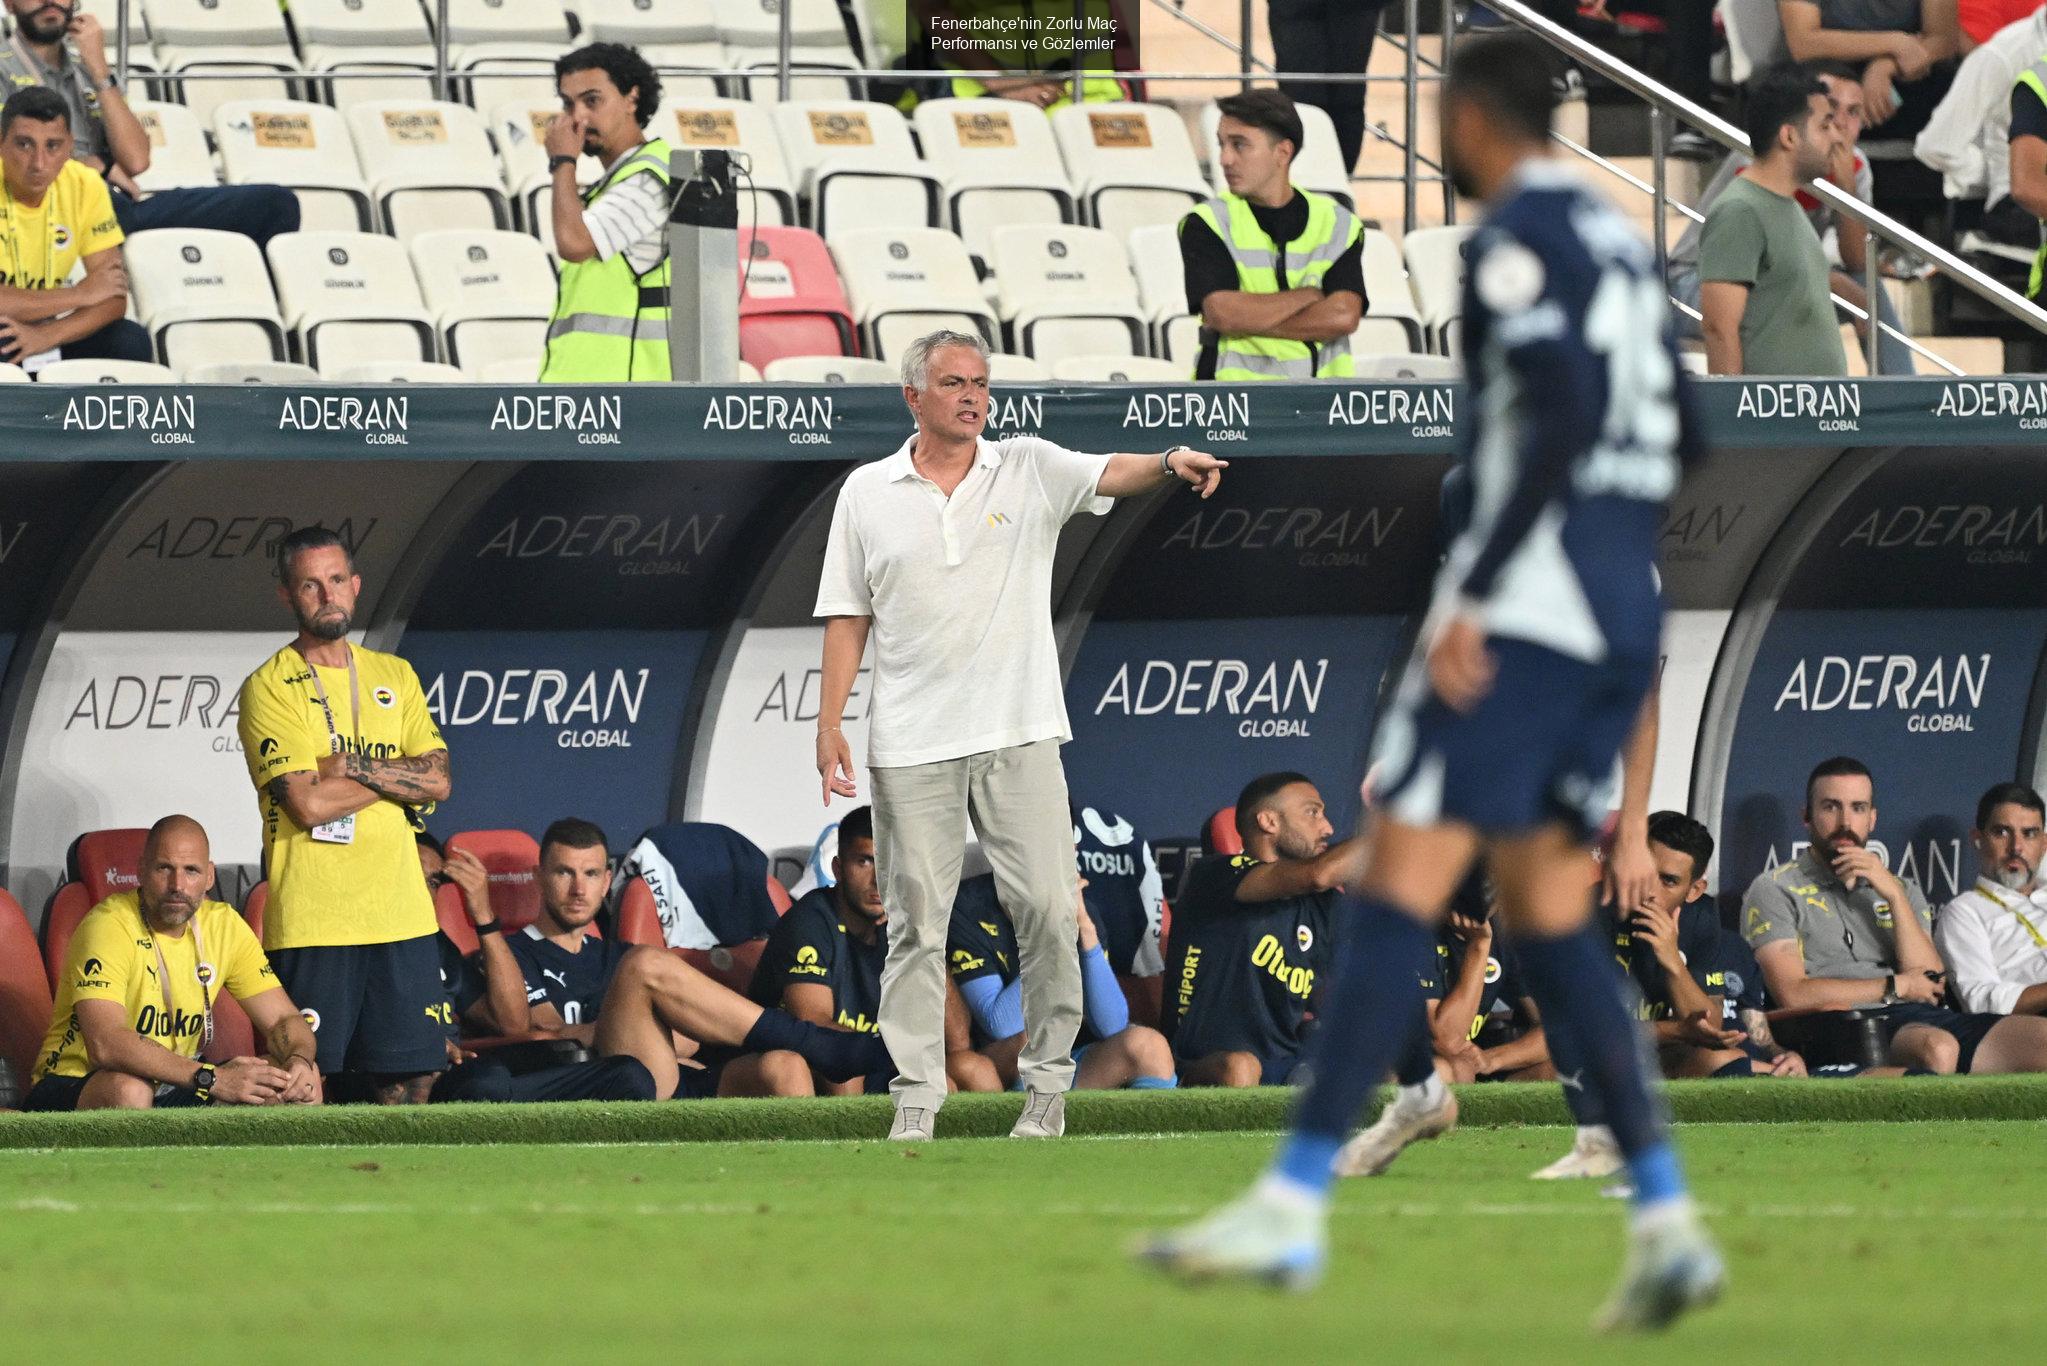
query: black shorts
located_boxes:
[430,1056,657,1103]
[22,1072,205,1111]
[271,934,449,1077]
[1880,1003,2004,1074]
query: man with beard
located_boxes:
[1938,782,2047,1017]
[1743,757,2047,1073]
[25,815,320,1110]
[237,526,451,1104]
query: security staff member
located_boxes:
[1179,88,1366,381]
[2007,47,2047,296]
[541,42,671,382]
[236,526,452,1104]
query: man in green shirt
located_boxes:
[1699,66,1850,376]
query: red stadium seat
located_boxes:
[435,882,480,958]
[40,827,152,990]
[766,874,793,916]
[0,889,53,1101]
[203,984,258,1064]
[1204,808,1243,857]
[445,829,542,931]
[614,876,664,947]
[738,225,857,371]
[242,882,269,940]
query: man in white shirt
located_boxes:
[1938,781,2047,1016]
[812,329,1226,1142]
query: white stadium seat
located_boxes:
[737,359,763,382]
[827,227,995,361]
[288,0,437,108]
[1356,352,1462,380]
[329,361,473,383]
[463,56,565,110]
[1402,225,1472,355]
[80,0,148,42]
[0,362,31,383]
[988,225,1146,359]
[1047,355,1187,383]
[1049,102,1208,242]
[579,0,719,47]
[265,231,437,374]
[987,352,1048,382]
[771,100,939,236]
[308,55,441,112]
[157,52,299,128]
[128,101,217,192]
[345,100,513,241]
[141,0,285,46]
[489,100,601,244]
[184,360,322,383]
[407,229,556,374]
[761,355,896,383]
[440,0,573,104]
[1127,223,1200,365]
[34,359,179,384]
[911,99,1076,265]
[1360,228,1425,353]
[726,53,864,103]
[1198,99,1357,209]
[654,98,797,227]
[712,0,851,49]
[214,100,373,233]
[123,228,287,371]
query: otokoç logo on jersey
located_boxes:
[1093,656,1329,738]
[700,393,834,445]
[490,393,624,445]
[1771,652,1988,733]
[1121,389,1250,443]
[1838,503,2045,566]
[1735,380,1860,433]
[60,393,197,445]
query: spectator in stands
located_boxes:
[1742,756,2047,1073]
[1778,0,1961,135]
[1937,782,2047,1016]
[2007,37,2047,295]
[466,817,889,1099]
[921,0,1130,109]
[0,86,146,370]
[0,0,298,247]
[235,526,452,1105]
[24,815,320,1111]
[947,871,1178,1090]
[540,42,670,383]
[1269,0,1389,172]
[1180,88,1366,381]
[1166,773,1361,1087]
[737,806,998,1096]
[1073,801,1167,1027]
[1419,875,1550,1083]
[1699,66,1850,375]
[811,328,1225,1142]
[1915,4,2047,263]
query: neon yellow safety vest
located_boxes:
[541,138,674,383]
[1186,187,1362,381]
[940,0,1127,111]
[2020,59,2047,299]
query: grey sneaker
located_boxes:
[1009,1089,1066,1138]
[889,1105,934,1142]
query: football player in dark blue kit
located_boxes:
[1145,34,1722,1332]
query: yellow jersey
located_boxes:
[34,893,275,1084]
[0,159,122,291]
[236,643,445,950]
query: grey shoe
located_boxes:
[1009,1089,1066,1138]
[889,1105,934,1142]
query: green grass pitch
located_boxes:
[2,1087,2043,1364]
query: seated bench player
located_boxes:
[464,817,888,1098]
[948,871,1177,1090]
[1421,873,1550,1084]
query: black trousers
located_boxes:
[1268,0,1392,173]
[431,1055,658,1103]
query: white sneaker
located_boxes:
[1010,1089,1066,1138]
[1138,1183,1327,1291]
[889,1105,935,1142]
[1594,1208,1726,1333]
[1531,1126,1623,1181]
[1335,1088,1459,1177]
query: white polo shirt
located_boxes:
[814,433,1111,768]
[1937,877,2047,1015]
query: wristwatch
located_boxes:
[1881,973,1897,1005]
[191,1064,216,1103]
[548,154,578,171]
[1160,444,1191,477]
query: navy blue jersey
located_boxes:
[1712,921,1768,1022]
[1418,927,1524,1041]
[751,888,884,1034]
[1596,896,1726,1022]
[1163,854,1337,1059]
[1073,803,1166,977]
[506,926,632,1025]
[1445,162,1702,666]
[435,932,484,1034]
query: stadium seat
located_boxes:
[580,0,718,48]
[827,227,996,360]
[407,229,554,374]
[1049,102,1208,242]
[1359,228,1426,353]
[614,876,665,947]
[653,97,798,227]
[1203,808,1243,857]
[344,100,513,242]
[738,225,857,369]
[613,860,783,996]
[488,99,600,246]
[737,359,763,381]
[0,363,31,383]
[912,98,1076,266]
[1047,354,1185,382]
[328,361,472,382]
[988,224,1146,358]
[81,0,148,41]
[129,100,217,192]
[445,829,544,933]
[711,0,850,52]
[439,0,573,106]
[157,52,300,128]
[242,882,268,940]
[34,360,179,384]
[1198,99,1356,209]
[123,228,288,371]
[770,100,940,237]
[435,882,481,958]
[987,352,1048,381]
[762,355,895,382]
[1126,222,1200,364]
[1357,351,1461,380]
[1402,225,1473,355]
[184,360,322,383]
[0,889,53,1104]
[143,0,287,47]
[290,0,438,111]
[214,100,374,234]
[39,828,150,991]
[265,231,437,373]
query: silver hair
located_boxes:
[900,329,990,391]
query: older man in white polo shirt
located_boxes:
[1939,781,2047,1018]
[813,329,1226,1142]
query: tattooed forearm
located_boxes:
[1739,1007,1777,1052]
[342,748,451,803]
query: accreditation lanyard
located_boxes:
[147,916,214,1055]
[300,645,361,756]
[1979,879,2047,951]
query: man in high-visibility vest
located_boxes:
[2008,46,2047,296]
[1179,89,1366,381]
[541,43,672,382]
